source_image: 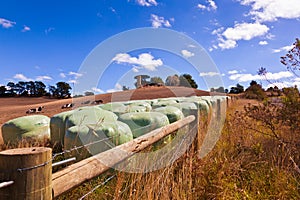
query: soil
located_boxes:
[0,86,210,144]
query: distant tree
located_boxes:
[34,81,46,96]
[165,74,180,86]
[280,38,300,77]
[229,84,244,94]
[150,76,164,85]
[134,75,150,88]
[56,82,72,98]
[122,86,129,91]
[179,74,198,88]
[211,86,225,93]
[84,91,94,96]
[0,86,6,96]
[244,81,266,100]
[7,82,16,95]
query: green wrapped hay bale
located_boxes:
[170,102,198,117]
[153,106,184,123]
[118,112,169,138]
[50,110,74,147]
[152,99,178,109]
[64,121,133,160]
[99,102,126,112]
[125,101,152,112]
[65,106,118,129]
[182,98,210,115]
[112,105,148,117]
[2,115,50,143]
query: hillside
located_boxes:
[0,86,210,144]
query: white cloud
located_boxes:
[240,0,300,22]
[259,40,268,45]
[92,87,104,93]
[36,76,52,81]
[150,14,172,28]
[69,71,83,78]
[60,73,66,78]
[228,70,239,74]
[222,22,269,41]
[136,0,158,7]
[181,50,195,58]
[197,0,217,11]
[112,53,163,71]
[13,74,32,81]
[208,0,217,10]
[272,44,294,53]
[216,22,269,49]
[22,25,30,32]
[0,18,16,28]
[107,83,123,93]
[229,71,294,82]
[199,72,221,77]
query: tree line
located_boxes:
[0,81,72,98]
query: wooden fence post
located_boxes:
[0,147,52,200]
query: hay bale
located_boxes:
[118,112,169,138]
[2,115,50,143]
[153,106,184,123]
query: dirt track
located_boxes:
[0,86,210,144]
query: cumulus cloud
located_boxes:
[136,0,158,6]
[69,71,83,79]
[199,72,221,77]
[228,70,239,74]
[59,73,66,78]
[239,0,300,22]
[229,71,293,82]
[22,25,30,32]
[181,50,195,58]
[13,74,32,81]
[0,18,16,28]
[259,40,268,45]
[215,22,269,49]
[112,53,163,71]
[272,44,294,53]
[150,14,172,28]
[106,83,123,93]
[197,0,217,11]
[36,76,52,81]
[92,87,104,93]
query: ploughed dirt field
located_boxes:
[0,86,210,144]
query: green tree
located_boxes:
[134,75,150,88]
[34,81,46,96]
[56,82,72,98]
[229,83,244,94]
[165,74,180,86]
[84,91,94,96]
[244,81,266,100]
[0,86,6,96]
[122,86,129,91]
[7,82,16,96]
[150,76,164,85]
[179,74,198,88]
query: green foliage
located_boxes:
[165,74,180,86]
[49,82,72,98]
[150,76,164,85]
[244,81,266,100]
[84,91,94,96]
[122,85,129,91]
[134,75,150,88]
[179,74,198,88]
[229,83,244,94]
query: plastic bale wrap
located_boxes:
[152,99,178,109]
[50,110,74,148]
[183,98,210,116]
[170,102,198,117]
[125,101,152,112]
[118,112,169,138]
[153,106,184,123]
[99,102,126,112]
[65,106,118,129]
[112,105,148,117]
[64,121,133,160]
[2,115,50,143]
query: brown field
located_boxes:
[0,86,210,144]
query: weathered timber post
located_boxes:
[217,99,221,120]
[0,147,52,200]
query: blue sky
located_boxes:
[0,0,299,93]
